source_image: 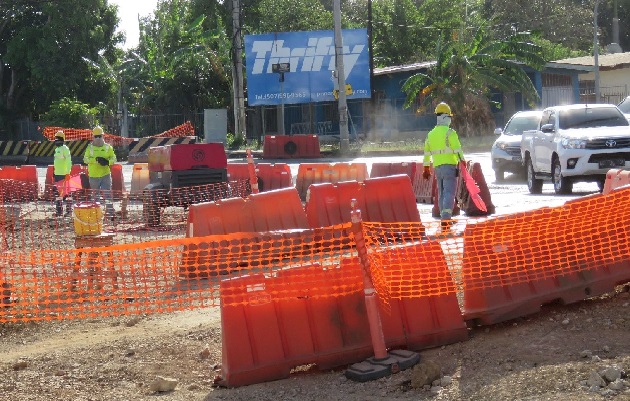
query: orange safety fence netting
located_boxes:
[0,179,251,251]
[42,127,133,147]
[0,224,361,322]
[150,122,195,138]
[2,186,630,323]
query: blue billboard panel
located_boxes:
[244,29,370,106]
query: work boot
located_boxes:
[440,219,454,231]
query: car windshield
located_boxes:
[503,115,541,135]
[618,97,630,114]
[558,107,629,129]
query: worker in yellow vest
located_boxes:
[52,130,72,217]
[422,102,465,230]
[83,126,117,219]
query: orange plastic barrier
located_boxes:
[218,245,467,388]
[226,163,249,182]
[412,163,433,203]
[458,162,495,216]
[296,162,368,200]
[363,175,421,224]
[369,162,418,179]
[365,242,468,350]
[42,164,86,200]
[256,163,293,191]
[461,207,566,325]
[227,163,292,192]
[0,165,38,201]
[187,187,308,238]
[43,164,123,201]
[218,265,370,387]
[305,181,364,228]
[262,135,321,159]
[602,168,630,195]
[560,190,630,296]
[305,175,420,228]
[130,163,150,196]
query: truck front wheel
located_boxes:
[552,157,573,195]
[527,158,543,194]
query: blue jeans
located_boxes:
[89,174,115,216]
[435,164,458,220]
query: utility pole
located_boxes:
[231,0,247,138]
[593,0,601,103]
[333,0,349,153]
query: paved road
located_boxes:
[35,152,601,219]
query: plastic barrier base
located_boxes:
[345,350,420,382]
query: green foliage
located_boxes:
[532,37,588,61]
[226,132,246,149]
[42,97,99,128]
[0,0,121,118]
[254,0,333,33]
[129,0,232,115]
[402,27,545,137]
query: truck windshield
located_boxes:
[559,107,629,129]
[503,115,541,135]
[619,97,630,114]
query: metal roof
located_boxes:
[553,52,630,70]
[372,59,593,76]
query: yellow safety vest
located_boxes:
[83,143,117,178]
[53,144,72,176]
[423,126,464,167]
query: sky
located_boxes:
[109,0,159,50]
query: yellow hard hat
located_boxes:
[435,102,453,116]
[92,126,104,137]
[54,131,65,140]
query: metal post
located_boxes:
[333,0,349,154]
[593,0,601,103]
[231,0,247,138]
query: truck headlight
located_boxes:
[561,138,586,149]
[495,141,508,150]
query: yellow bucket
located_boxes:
[73,202,103,236]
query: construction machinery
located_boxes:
[142,143,229,226]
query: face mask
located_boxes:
[93,137,105,146]
[437,114,452,126]
[54,140,63,147]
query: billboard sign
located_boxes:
[244,29,370,106]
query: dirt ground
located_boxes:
[1,284,629,401]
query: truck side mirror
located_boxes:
[494,128,503,135]
[541,123,555,133]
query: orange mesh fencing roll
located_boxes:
[42,127,131,147]
[150,121,196,138]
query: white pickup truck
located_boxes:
[521,103,630,194]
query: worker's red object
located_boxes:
[148,143,227,172]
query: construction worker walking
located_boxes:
[422,102,465,230]
[52,130,73,217]
[83,126,117,219]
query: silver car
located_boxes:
[491,110,543,181]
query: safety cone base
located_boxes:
[345,350,420,382]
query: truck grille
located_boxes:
[585,138,630,149]
[505,146,521,157]
[587,152,630,163]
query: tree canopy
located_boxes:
[2,0,628,136]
